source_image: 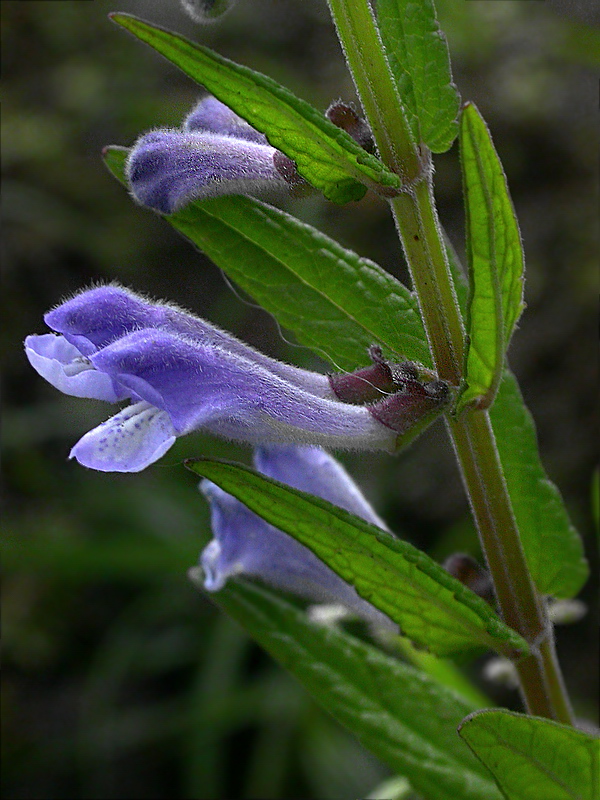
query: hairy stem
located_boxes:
[326,0,419,181]
[328,0,574,724]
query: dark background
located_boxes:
[3,1,598,797]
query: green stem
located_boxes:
[326,0,420,181]
[328,0,574,724]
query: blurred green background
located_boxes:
[3,1,598,797]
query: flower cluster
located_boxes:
[26,284,448,616]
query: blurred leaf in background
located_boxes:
[2,0,598,797]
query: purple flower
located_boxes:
[25,286,399,473]
[126,96,290,214]
[199,444,395,628]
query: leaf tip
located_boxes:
[457,708,483,734]
[108,12,138,32]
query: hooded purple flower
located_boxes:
[25,286,401,473]
[198,444,395,628]
[126,96,291,214]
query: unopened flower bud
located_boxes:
[326,101,376,154]
[442,553,495,605]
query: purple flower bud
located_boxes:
[25,286,397,472]
[126,97,288,214]
[184,96,266,144]
[200,444,395,628]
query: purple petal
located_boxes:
[126,130,287,214]
[90,330,396,451]
[254,445,388,530]
[70,401,176,472]
[24,334,127,402]
[44,285,159,355]
[44,286,331,397]
[200,478,395,628]
[184,96,267,144]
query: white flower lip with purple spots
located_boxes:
[126,96,291,214]
[199,443,396,629]
[24,285,399,473]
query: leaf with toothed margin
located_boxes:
[189,576,502,800]
[186,456,529,659]
[458,710,599,800]
[457,103,525,413]
[377,0,460,153]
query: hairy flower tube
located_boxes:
[126,96,292,214]
[23,286,417,473]
[198,443,395,628]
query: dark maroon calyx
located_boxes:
[329,345,420,405]
[272,151,308,192]
[325,101,376,154]
[368,376,449,434]
[329,361,396,404]
[442,553,495,605]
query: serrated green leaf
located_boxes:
[445,234,588,599]
[190,576,502,800]
[186,457,528,659]
[377,0,460,153]
[458,103,525,412]
[176,197,430,369]
[490,371,588,598]
[458,710,600,800]
[110,13,402,204]
[103,145,430,370]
